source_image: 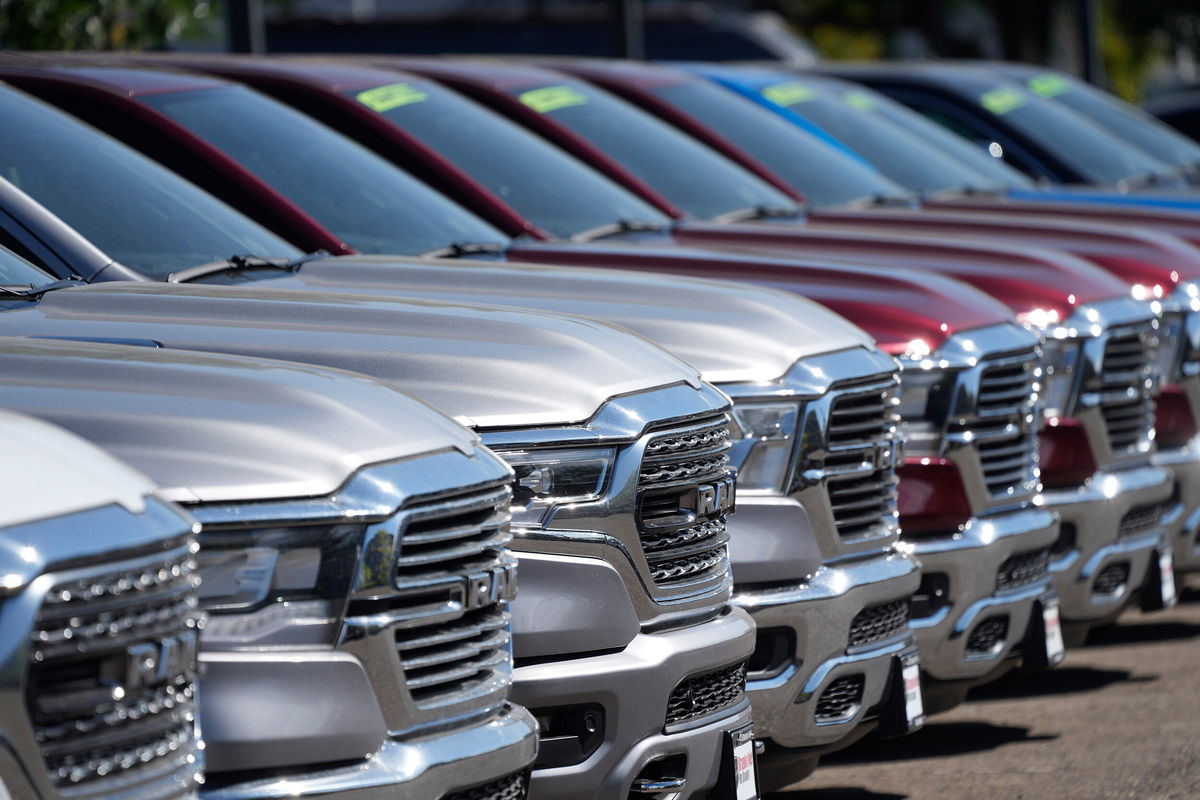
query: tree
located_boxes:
[0,0,211,50]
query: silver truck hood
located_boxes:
[268,254,874,384]
[0,337,486,504]
[0,282,702,429]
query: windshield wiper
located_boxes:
[0,278,86,300]
[570,219,669,242]
[711,204,802,224]
[168,252,331,284]
[419,241,509,259]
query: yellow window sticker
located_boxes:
[842,91,876,112]
[518,85,589,113]
[761,82,817,107]
[979,86,1027,115]
[1027,73,1072,98]
[355,83,428,112]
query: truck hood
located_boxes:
[268,253,873,384]
[809,205,1200,293]
[504,240,1014,354]
[0,282,702,431]
[0,337,484,504]
[667,221,1131,320]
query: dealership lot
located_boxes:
[774,576,1200,799]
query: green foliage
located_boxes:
[0,0,211,50]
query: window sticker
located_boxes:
[1027,73,1072,98]
[355,83,428,112]
[979,86,1028,115]
[761,82,818,108]
[842,91,877,112]
[518,85,589,113]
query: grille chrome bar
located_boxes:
[664,661,747,727]
[822,374,901,540]
[1098,333,1155,454]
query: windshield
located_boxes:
[651,81,907,207]
[0,243,55,285]
[753,76,1003,195]
[142,85,509,255]
[347,78,670,238]
[0,87,300,279]
[954,75,1173,185]
[506,80,798,220]
[1018,71,1200,172]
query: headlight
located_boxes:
[1039,337,1082,419]
[195,523,361,648]
[729,401,800,493]
[496,447,615,526]
[896,368,947,457]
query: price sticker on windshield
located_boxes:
[762,81,817,108]
[518,85,589,113]
[1028,73,1072,98]
[843,91,877,112]
[980,86,1028,116]
[355,83,428,112]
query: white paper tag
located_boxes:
[1160,547,1177,608]
[1042,598,1065,666]
[733,734,758,800]
[902,658,924,728]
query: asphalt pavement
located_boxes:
[770,574,1200,800]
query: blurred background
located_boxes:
[1,0,1197,102]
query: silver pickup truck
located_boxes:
[0,410,200,800]
[0,339,540,800]
[0,278,756,800]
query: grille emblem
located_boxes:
[696,476,736,517]
[451,562,517,611]
[124,630,198,693]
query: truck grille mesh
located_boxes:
[965,352,1039,499]
[823,376,899,539]
[1118,503,1164,540]
[638,415,733,589]
[848,599,910,649]
[392,485,515,713]
[966,616,1009,655]
[28,539,201,799]
[996,549,1050,591]
[1099,334,1155,453]
[444,769,528,800]
[814,676,864,723]
[664,661,747,727]
[1092,563,1130,597]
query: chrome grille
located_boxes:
[966,353,1039,499]
[996,549,1050,591]
[664,661,747,727]
[1118,503,1164,540]
[638,415,733,589]
[1099,333,1155,453]
[823,376,900,539]
[391,485,515,713]
[848,599,910,649]
[28,540,202,800]
[443,769,529,800]
[814,676,864,723]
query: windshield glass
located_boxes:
[0,243,55,285]
[347,78,670,238]
[1018,71,1200,171]
[954,75,1173,185]
[753,75,1002,194]
[0,87,300,279]
[506,79,798,219]
[142,85,509,255]
[651,81,907,207]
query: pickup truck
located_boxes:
[0,339,541,800]
[0,409,202,800]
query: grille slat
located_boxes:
[29,546,202,798]
[638,416,734,589]
[664,662,747,727]
[963,353,1039,499]
[822,375,900,540]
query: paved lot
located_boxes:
[770,575,1200,800]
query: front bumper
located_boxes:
[1152,437,1200,572]
[1041,463,1174,626]
[908,506,1059,683]
[514,605,756,800]
[733,550,921,749]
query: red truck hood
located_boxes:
[506,240,1014,355]
[667,221,1130,320]
[809,206,1200,295]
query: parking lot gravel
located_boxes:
[770,575,1200,800]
